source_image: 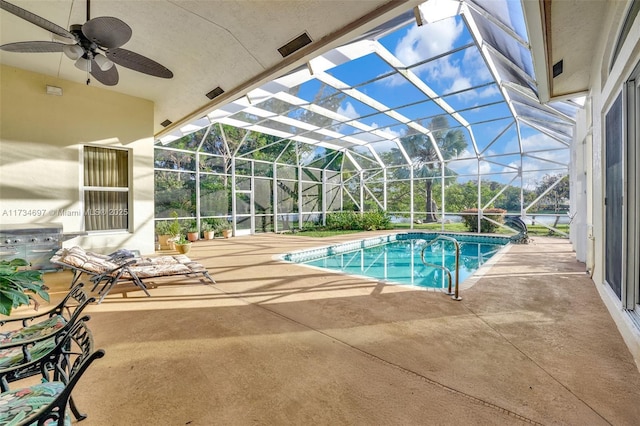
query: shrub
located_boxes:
[326,211,359,230]
[325,210,392,231]
[361,210,392,231]
[461,208,506,233]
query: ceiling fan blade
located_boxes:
[90,60,119,86]
[82,17,131,49]
[0,41,66,53]
[106,48,173,79]
[0,0,75,41]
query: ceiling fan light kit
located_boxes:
[74,57,91,72]
[63,44,83,60]
[94,53,114,71]
[0,0,172,86]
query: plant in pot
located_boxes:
[157,212,182,250]
[186,221,199,242]
[201,221,216,240]
[218,221,232,239]
[0,258,50,316]
[174,235,192,254]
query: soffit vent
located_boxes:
[160,119,172,127]
[553,60,563,78]
[278,32,312,58]
[206,87,225,100]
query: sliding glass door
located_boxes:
[625,62,640,312]
[605,93,623,298]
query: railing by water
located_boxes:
[420,235,462,301]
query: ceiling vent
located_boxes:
[160,119,172,127]
[552,60,563,78]
[278,32,312,58]
[206,87,224,100]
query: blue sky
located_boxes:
[204,1,571,190]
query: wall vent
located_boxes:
[160,119,172,127]
[278,32,312,58]
[206,87,224,100]
[552,60,563,78]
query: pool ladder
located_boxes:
[420,235,462,301]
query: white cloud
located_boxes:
[520,133,568,152]
[395,19,464,64]
[448,76,472,93]
[380,126,403,138]
[389,20,498,104]
[337,101,358,120]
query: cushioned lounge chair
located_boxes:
[50,246,215,303]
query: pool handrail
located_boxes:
[420,235,462,301]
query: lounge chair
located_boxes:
[50,246,215,303]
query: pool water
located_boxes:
[291,234,507,289]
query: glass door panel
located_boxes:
[605,93,623,298]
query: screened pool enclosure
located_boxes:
[154,0,579,237]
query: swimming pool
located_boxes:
[282,233,509,289]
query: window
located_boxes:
[610,0,640,71]
[83,146,130,231]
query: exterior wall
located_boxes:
[572,1,640,368]
[0,65,156,254]
[570,104,589,264]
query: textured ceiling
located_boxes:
[0,0,420,134]
[0,0,608,135]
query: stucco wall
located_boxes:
[577,1,640,368]
[0,65,156,254]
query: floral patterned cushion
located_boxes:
[124,263,191,279]
[0,338,57,370]
[0,382,68,425]
[51,247,119,273]
[0,316,65,345]
[0,316,65,371]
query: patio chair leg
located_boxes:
[70,270,83,288]
[69,395,87,421]
[203,272,216,284]
[97,279,118,303]
[131,275,151,297]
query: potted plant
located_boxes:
[201,221,215,240]
[157,211,182,250]
[174,235,192,254]
[218,221,232,239]
[186,221,199,242]
[0,258,50,316]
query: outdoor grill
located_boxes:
[0,224,85,271]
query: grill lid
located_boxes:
[0,223,63,236]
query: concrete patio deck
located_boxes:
[41,233,640,425]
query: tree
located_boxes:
[396,116,467,222]
[535,174,569,212]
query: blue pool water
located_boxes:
[283,233,508,289]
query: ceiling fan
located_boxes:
[0,0,173,86]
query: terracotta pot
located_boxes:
[175,243,192,254]
[203,230,215,240]
[187,232,199,242]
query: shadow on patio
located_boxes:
[42,233,640,425]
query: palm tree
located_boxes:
[397,115,467,222]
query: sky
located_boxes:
[193,0,573,191]
[301,7,570,189]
